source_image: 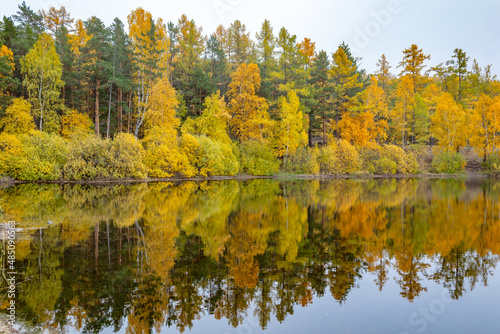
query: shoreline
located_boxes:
[0,172,488,186]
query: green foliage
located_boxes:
[239,140,279,176]
[360,145,418,174]
[283,146,320,174]
[431,150,466,174]
[63,134,147,180]
[318,139,359,174]
[20,33,64,132]
[483,153,500,177]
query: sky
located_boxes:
[2,0,499,76]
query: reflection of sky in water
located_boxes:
[83,259,500,334]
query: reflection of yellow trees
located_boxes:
[181,181,239,261]
[21,228,64,327]
[2,178,500,332]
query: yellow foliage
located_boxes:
[391,76,415,147]
[360,144,418,174]
[63,134,146,180]
[0,45,15,72]
[337,111,385,147]
[0,98,35,135]
[40,6,74,35]
[143,126,195,178]
[181,92,231,144]
[271,90,308,159]
[318,139,359,174]
[228,63,270,141]
[180,133,239,176]
[145,75,179,130]
[239,140,279,176]
[61,109,93,139]
[68,20,91,56]
[430,92,467,152]
[470,95,500,161]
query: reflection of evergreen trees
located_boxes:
[1,178,500,333]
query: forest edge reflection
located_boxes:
[0,178,499,333]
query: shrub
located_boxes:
[0,133,26,178]
[360,144,418,174]
[318,139,359,174]
[431,150,466,174]
[239,140,279,176]
[196,136,239,176]
[109,133,147,178]
[0,131,67,181]
[283,146,320,174]
[64,134,147,180]
[63,135,113,180]
[179,133,239,177]
[483,153,500,177]
[144,127,195,178]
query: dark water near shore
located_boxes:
[0,178,499,333]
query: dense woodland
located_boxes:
[3,179,500,332]
[1,2,500,180]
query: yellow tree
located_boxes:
[362,76,388,143]
[182,92,231,144]
[0,45,16,110]
[391,76,415,149]
[397,44,430,93]
[40,6,74,35]
[0,98,35,134]
[145,75,179,130]
[227,63,270,141]
[470,95,500,161]
[338,76,387,146]
[297,37,316,68]
[375,54,392,94]
[68,20,92,57]
[128,8,168,137]
[61,109,93,139]
[430,92,467,152]
[330,47,362,136]
[271,90,308,163]
[20,33,64,132]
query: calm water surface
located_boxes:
[0,178,499,334]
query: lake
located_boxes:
[0,178,499,334]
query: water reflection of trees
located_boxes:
[0,178,499,333]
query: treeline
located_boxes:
[0,2,500,180]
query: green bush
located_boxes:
[483,153,500,177]
[360,144,418,174]
[63,135,113,180]
[0,131,68,181]
[239,140,279,176]
[431,151,466,174]
[318,139,359,174]
[283,146,320,174]
[196,135,239,176]
[109,133,147,178]
[63,134,147,180]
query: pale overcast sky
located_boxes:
[3,0,499,75]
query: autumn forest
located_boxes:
[1,2,500,180]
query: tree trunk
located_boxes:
[95,80,100,136]
[117,87,123,133]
